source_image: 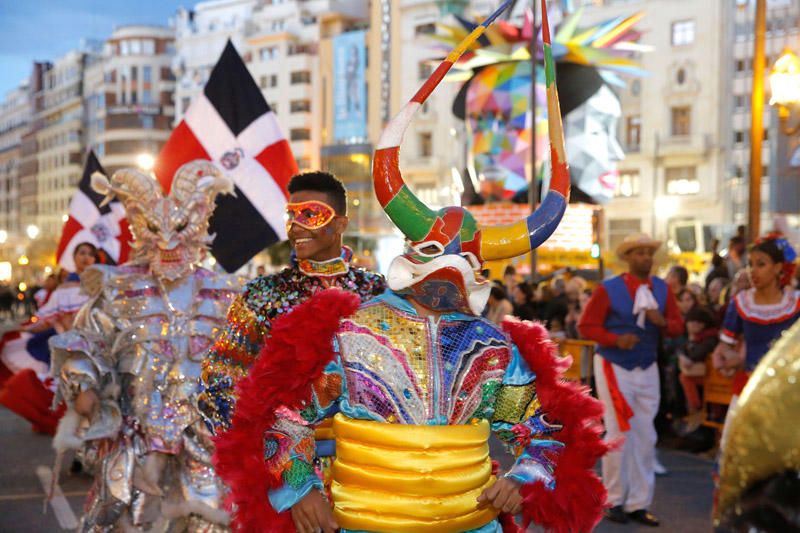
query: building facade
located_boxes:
[580,0,727,255]
[34,50,92,238]
[86,25,176,173]
[0,83,30,236]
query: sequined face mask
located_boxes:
[91,161,234,281]
[286,201,337,232]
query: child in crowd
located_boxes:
[678,306,719,433]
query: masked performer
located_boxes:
[215,3,609,532]
[49,161,243,531]
[197,171,385,463]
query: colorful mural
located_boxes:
[432,7,647,203]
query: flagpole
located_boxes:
[529,1,538,281]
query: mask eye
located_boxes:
[147,222,159,234]
[176,220,188,232]
[460,252,481,270]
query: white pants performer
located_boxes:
[593,354,660,512]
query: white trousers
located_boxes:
[593,354,660,512]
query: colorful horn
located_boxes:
[373,0,513,243]
[479,0,570,261]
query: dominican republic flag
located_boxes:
[56,150,131,271]
[154,40,298,272]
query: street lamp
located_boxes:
[0,230,7,244]
[136,153,155,172]
[769,49,800,135]
[26,224,39,240]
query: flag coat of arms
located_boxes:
[154,40,298,272]
[56,150,131,271]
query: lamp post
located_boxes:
[747,0,766,243]
[769,49,800,135]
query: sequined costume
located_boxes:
[50,161,243,531]
[215,3,609,532]
[272,292,563,531]
[197,246,385,434]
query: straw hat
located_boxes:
[616,233,662,260]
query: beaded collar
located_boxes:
[293,246,352,278]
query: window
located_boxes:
[609,219,642,252]
[418,61,433,80]
[181,97,191,114]
[260,75,267,89]
[665,166,699,195]
[290,99,311,113]
[671,20,695,46]
[734,94,747,109]
[270,102,278,114]
[625,115,641,152]
[143,66,152,83]
[735,58,751,75]
[670,106,691,136]
[676,68,686,85]
[297,157,311,170]
[130,40,142,55]
[615,170,640,198]
[415,23,436,36]
[142,40,155,55]
[734,130,745,144]
[141,89,152,104]
[141,116,154,129]
[419,132,432,157]
[260,46,278,61]
[269,74,278,88]
[290,71,311,84]
[290,128,311,141]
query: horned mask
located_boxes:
[373,0,570,315]
[92,161,234,281]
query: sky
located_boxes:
[0,0,188,96]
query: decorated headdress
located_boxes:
[374,0,568,314]
[91,160,234,281]
[752,231,798,286]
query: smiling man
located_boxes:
[197,171,386,437]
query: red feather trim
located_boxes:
[213,288,361,533]
[502,318,611,533]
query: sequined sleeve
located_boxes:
[267,358,345,512]
[491,345,564,489]
[198,295,267,433]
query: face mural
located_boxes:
[564,85,625,203]
[466,62,549,201]
[440,9,645,204]
[465,63,625,204]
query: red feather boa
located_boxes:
[214,290,609,533]
[502,317,610,533]
[213,288,361,532]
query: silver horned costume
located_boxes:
[50,161,243,531]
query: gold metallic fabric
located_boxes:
[716,320,800,523]
[330,414,498,532]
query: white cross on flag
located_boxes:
[154,40,298,272]
[56,150,132,271]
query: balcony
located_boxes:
[658,134,712,158]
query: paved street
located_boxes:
[0,403,714,532]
